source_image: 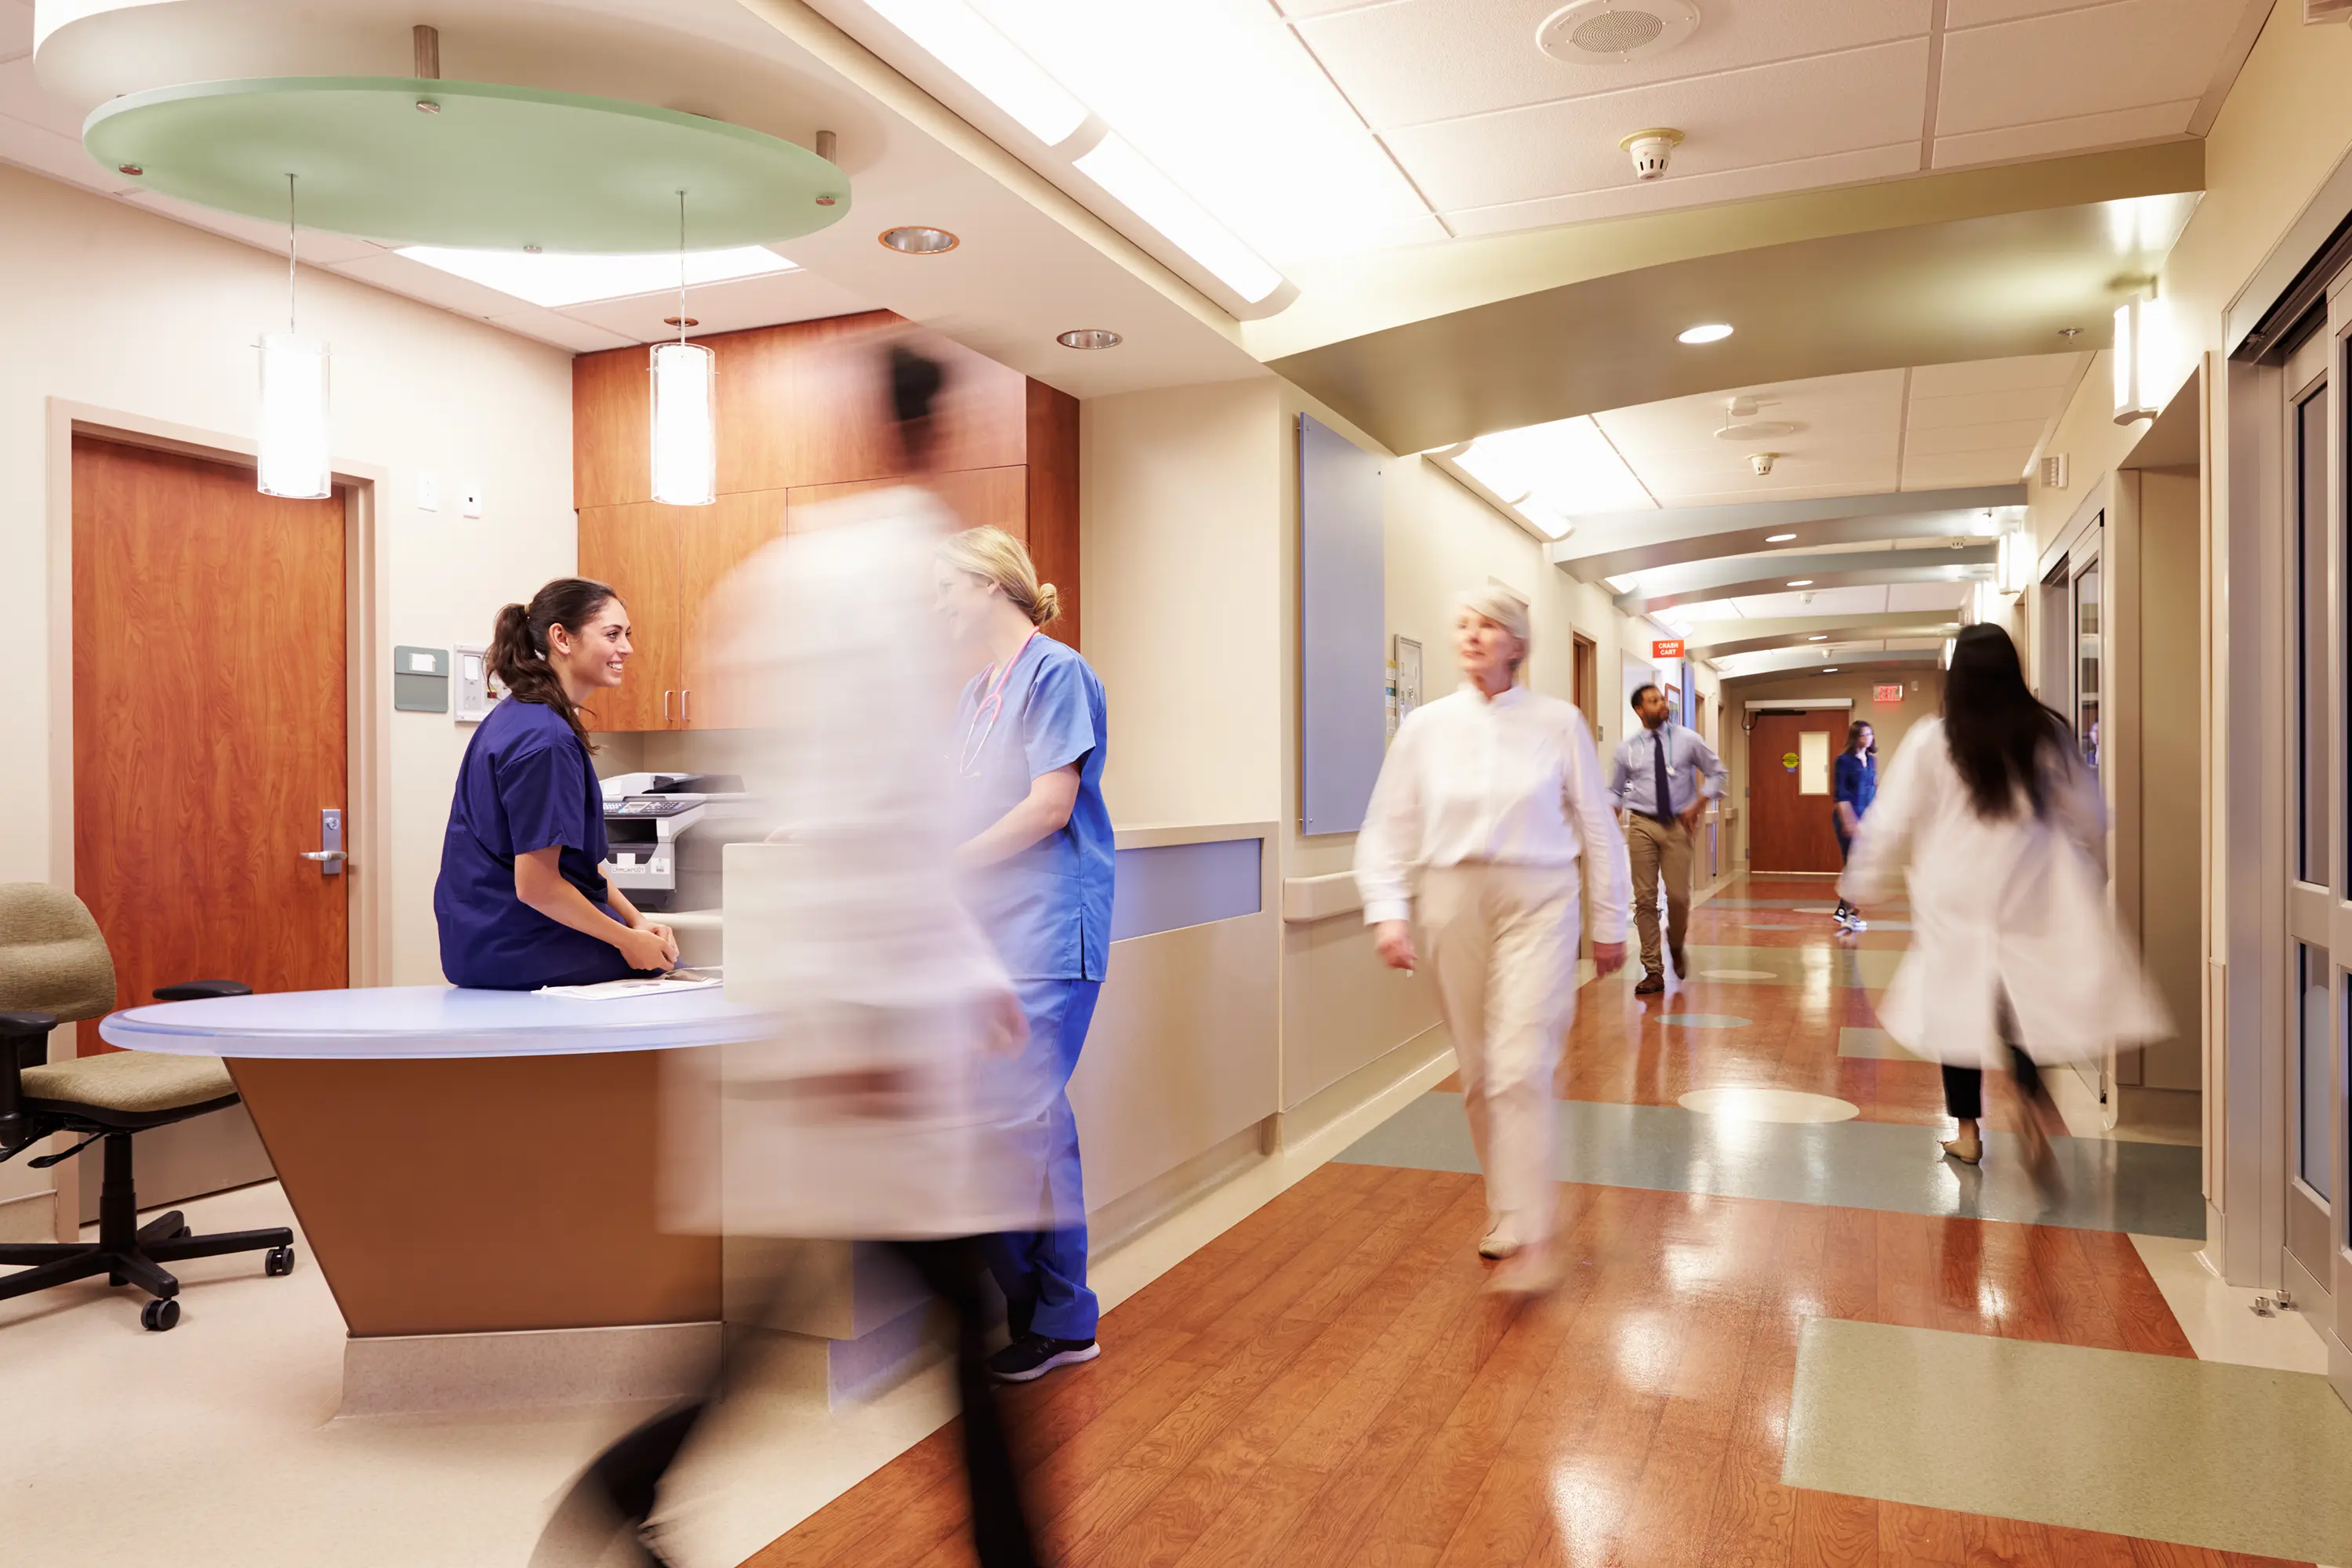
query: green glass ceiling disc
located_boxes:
[84,77,849,252]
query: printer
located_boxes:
[599,772,747,913]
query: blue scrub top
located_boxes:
[434,698,635,991]
[953,635,1113,982]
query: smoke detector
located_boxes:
[1537,1,1703,64]
[1619,128,1684,180]
[1750,452,1779,476]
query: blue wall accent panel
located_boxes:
[1298,414,1386,836]
[1109,837,1263,942]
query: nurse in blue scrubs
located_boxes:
[935,526,1113,1385]
[435,577,678,989]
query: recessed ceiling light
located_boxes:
[1057,328,1122,350]
[1677,322,1733,344]
[1824,667,1841,673]
[1786,579,1813,587]
[1807,635,1828,641]
[397,245,796,308]
[880,226,960,254]
[662,316,699,328]
[1766,532,1797,543]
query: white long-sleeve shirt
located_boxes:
[1352,686,1633,942]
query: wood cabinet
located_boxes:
[575,311,1080,733]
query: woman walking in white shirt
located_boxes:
[1838,624,2166,1169]
[1356,587,1632,1293]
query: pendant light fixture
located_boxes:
[257,173,332,499]
[649,191,717,507]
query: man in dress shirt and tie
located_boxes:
[1608,684,1728,995]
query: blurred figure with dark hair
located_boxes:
[1838,624,2166,1170]
[535,339,1047,1568]
[1830,720,1875,931]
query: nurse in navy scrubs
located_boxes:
[434,577,678,989]
[935,525,1113,1385]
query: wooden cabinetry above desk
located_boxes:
[573,310,1080,732]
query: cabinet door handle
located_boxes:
[681,689,691,724]
[662,689,673,722]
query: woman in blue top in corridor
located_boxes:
[1831,719,1876,932]
[434,578,677,989]
[935,524,1114,1385]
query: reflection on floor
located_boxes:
[768,874,2328,1566]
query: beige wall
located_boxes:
[2134,470,2202,1091]
[1720,669,1946,876]
[0,169,576,1208]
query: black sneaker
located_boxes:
[987,1332,1100,1384]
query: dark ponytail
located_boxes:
[489,577,619,750]
[1942,622,2071,821]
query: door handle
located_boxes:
[300,851,349,863]
[680,689,691,724]
[308,808,345,877]
[663,689,673,722]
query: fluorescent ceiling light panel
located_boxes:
[864,0,1088,145]
[1073,134,1283,303]
[398,245,796,308]
[1457,416,1653,522]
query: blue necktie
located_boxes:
[1652,728,1673,825]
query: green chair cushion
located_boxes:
[22,1051,236,1114]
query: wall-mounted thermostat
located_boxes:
[394,646,449,713]
[453,643,500,722]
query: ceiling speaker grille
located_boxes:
[1570,12,1665,53]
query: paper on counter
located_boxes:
[535,967,723,1000]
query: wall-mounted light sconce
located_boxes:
[1995,529,2034,594]
[2113,292,2157,424]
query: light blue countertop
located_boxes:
[99,985,778,1061]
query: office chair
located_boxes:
[0,884,293,1331]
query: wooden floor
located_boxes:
[748,877,2286,1568]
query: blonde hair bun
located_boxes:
[938,525,1061,626]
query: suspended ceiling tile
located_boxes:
[1383,38,1929,213]
[482,309,639,354]
[1903,454,2027,488]
[1933,100,2195,170]
[1908,352,2085,396]
[0,0,29,57]
[1945,0,2116,27]
[1907,387,2064,428]
[1291,0,1930,130]
[1903,416,2054,456]
[0,52,82,139]
[1736,586,1892,618]
[1934,0,2246,136]
[1886,580,1973,611]
[1439,140,1921,238]
[327,250,556,322]
[122,188,388,265]
[557,266,875,342]
[0,108,125,194]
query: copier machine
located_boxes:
[598,772,748,913]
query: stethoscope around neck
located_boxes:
[957,629,1037,777]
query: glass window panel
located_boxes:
[1798,729,1831,795]
[2301,944,2332,1200]
[2074,562,2101,776]
[2299,386,2330,884]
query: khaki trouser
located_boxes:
[1624,812,1691,975]
[1421,863,1581,1247]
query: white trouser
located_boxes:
[1420,862,1581,1247]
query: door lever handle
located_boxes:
[299,850,349,863]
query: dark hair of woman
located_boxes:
[488,577,618,751]
[887,343,948,466]
[1942,622,2071,820]
[1845,720,1872,755]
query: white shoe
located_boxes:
[1846,916,1868,931]
[1479,1223,1521,1261]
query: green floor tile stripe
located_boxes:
[1784,1319,2352,1563]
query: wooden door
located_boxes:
[72,437,347,1050]
[1572,633,1599,746]
[1746,711,1845,873]
[679,489,789,729]
[575,503,681,731]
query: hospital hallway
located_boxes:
[756,875,2329,1568]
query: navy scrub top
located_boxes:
[434,698,637,991]
[953,634,1114,982]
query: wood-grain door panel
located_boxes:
[678,489,789,729]
[575,503,680,732]
[1747,712,1845,873]
[71,436,347,1052]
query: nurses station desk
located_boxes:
[101,985,773,1410]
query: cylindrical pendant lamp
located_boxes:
[649,340,716,506]
[257,332,332,499]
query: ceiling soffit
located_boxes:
[1621,543,1996,615]
[1550,483,2022,582]
[1267,180,2198,458]
[1682,613,1964,659]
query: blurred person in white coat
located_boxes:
[1838,623,2168,1169]
[1355,587,1632,1293]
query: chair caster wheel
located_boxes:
[264,1246,295,1277]
[141,1298,180,1332]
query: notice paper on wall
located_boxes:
[536,967,723,1000]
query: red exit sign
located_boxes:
[1874,683,1904,703]
[1652,639,1686,659]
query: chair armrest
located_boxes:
[0,1011,60,1155]
[152,980,252,1002]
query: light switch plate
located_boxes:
[416,470,439,511]
[460,482,483,519]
